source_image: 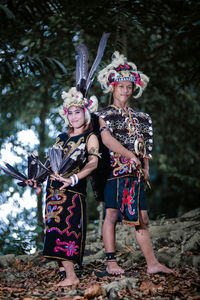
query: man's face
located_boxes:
[112,81,133,104]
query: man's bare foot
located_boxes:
[147,263,174,274]
[106,260,125,275]
[56,276,80,287]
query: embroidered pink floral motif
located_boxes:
[54,238,79,256]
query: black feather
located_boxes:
[28,153,38,179]
[4,162,27,180]
[59,148,86,175]
[76,44,89,96]
[63,150,86,176]
[35,158,51,183]
[86,33,110,95]
[0,165,26,181]
[48,147,63,174]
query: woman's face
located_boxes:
[67,106,85,129]
[112,81,133,104]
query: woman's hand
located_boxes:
[50,174,59,181]
[25,179,42,195]
[25,179,34,187]
[50,174,72,190]
[59,178,72,190]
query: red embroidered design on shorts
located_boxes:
[121,178,137,215]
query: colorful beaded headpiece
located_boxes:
[59,33,110,125]
[98,51,149,98]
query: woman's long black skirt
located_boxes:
[43,187,86,266]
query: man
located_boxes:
[96,51,173,275]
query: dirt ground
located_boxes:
[0,208,200,299]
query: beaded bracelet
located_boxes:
[70,175,75,187]
[70,174,79,187]
[73,174,79,185]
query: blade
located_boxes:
[76,44,89,96]
[86,32,110,95]
[3,162,27,180]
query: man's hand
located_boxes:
[130,156,141,169]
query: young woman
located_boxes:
[96,52,173,275]
[35,87,100,287]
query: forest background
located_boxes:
[0,0,199,255]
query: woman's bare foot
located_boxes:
[147,263,174,274]
[56,276,80,287]
[106,260,125,275]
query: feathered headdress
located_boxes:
[59,87,98,126]
[97,51,149,98]
[59,33,110,125]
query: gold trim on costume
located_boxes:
[67,136,85,154]
[88,147,101,158]
[43,255,75,263]
[107,174,135,181]
[79,194,84,261]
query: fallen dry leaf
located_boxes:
[188,296,200,300]
[57,297,84,300]
[157,246,170,252]
[139,280,164,296]
[84,283,102,298]
[0,287,26,292]
[0,243,200,300]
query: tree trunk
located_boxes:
[36,88,49,249]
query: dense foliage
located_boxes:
[0,0,199,254]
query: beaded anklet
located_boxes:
[106,252,116,261]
